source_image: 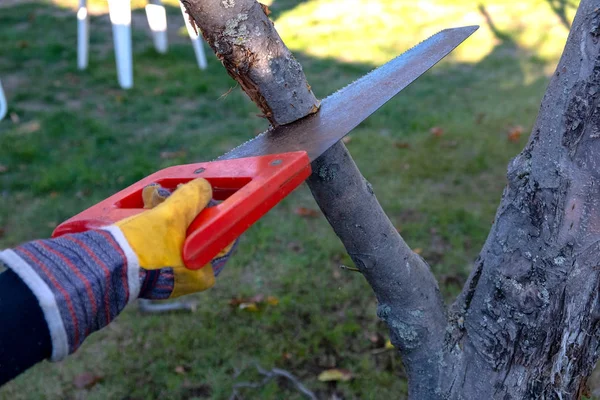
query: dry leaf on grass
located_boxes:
[295,207,319,218]
[430,126,444,137]
[318,369,354,382]
[73,372,102,389]
[508,125,524,142]
[394,141,411,149]
[229,294,279,311]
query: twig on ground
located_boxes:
[339,264,361,273]
[138,299,197,313]
[229,363,317,400]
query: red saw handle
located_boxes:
[52,152,311,269]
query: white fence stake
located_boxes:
[180,2,207,70]
[77,0,89,70]
[108,0,133,89]
[0,80,7,121]
[145,2,168,54]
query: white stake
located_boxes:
[0,80,7,121]
[145,2,168,54]
[180,2,207,70]
[77,0,89,70]
[108,0,133,89]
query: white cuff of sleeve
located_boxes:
[101,225,141,303]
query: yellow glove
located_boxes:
[114,178,230,298]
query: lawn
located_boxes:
[0,0,579,398]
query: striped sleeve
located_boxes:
[0,229,139,361]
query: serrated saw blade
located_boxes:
[219,25,478,162]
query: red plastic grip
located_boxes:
[52,152,311,269]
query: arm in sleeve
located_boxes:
[0,268,51,386]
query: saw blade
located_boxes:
[218,25,478,162]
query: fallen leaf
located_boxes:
[17,120,41,135]
[342,136,352,144]
[229,294,279,311]
[508,125,524,142]
[16,40,29,49]
[295,207,319,218]
[73,372,102,389]
[160,150,188,159]
[0,227,5,239]
[153,87,164,95]
[175,366,187,374]
[385,339,394,349]
[413,248,423,255]
[239,302,259,312]
[430,126,444,137]
[266,296,279,306]
[394,141,411,149]
[318,369,353,382]
[9,112,20,124]
[0,165,7,173]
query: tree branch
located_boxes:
[181,0,320,126]
[180,1,448,396]
[306,142,447,397]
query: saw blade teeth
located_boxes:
[215,25,478,162]
[215,131,268,161]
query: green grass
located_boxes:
[0,0,578,398]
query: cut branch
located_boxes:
[181,0,320,126]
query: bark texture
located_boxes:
[444,1,600,397]
[187,0,600,398]
[306,143,447,398]
[181,0,320,126]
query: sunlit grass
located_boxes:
[275,0,573,67]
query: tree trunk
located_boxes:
[443,1,600,397]
[183,0,600,398]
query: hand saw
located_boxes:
[52,26,478,269]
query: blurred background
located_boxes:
[0,0,582,398]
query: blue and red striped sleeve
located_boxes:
[0,228,142,361]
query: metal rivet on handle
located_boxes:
[270,159,283,166]
[194,167,206,174]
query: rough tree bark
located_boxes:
[183,0,600,398]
